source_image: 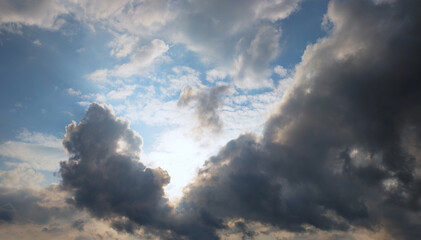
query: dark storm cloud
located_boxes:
[59,103,223,239]
[60,103,173,229]
[178,85,229,132]
[58,0,421,239]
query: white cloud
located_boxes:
[231,25,281,89]
[274,65,288,77]
[0,129,66,171]
[70,0,175,35]
[106,84,137,100]
[112,39,169,78]
[88,39,169,82]
[0,0,67,30]
[33,39,42,46]
[109,34,139,58]
[206,68,228,83]
[160,66,202,96]
[87,68,109,83]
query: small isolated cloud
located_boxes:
[66,88,81,96]
[274,65,288,77]
[32,39,42,46]
[76,48,85,53]
[178,85,230,133]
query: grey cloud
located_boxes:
[232,25,280,89]
[59,103,222,239]
[234,221,255,240]
[0,186,74,225]
[178,85,229,133]
[178,0,421,239]
[72,219,85,232]
[60,103,172,228]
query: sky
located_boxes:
[0,0,420,239]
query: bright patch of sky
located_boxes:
[0,0,328,200]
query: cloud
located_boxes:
[58,103,246,239]
[0,129,66,171]
[177,0,421,239]
[87,39,169,82]
[109,34,139,58]
[0,185,75,226]
[70,0,175,35]
[32,39,42,46]
[0,164,45,188]
[231,25,280,89]
[170,0,300,59]
[60,103,174,229]
[67,88,82,96]
[106,85,137,100]
[274,65,288,77]
[206,68,228,83]
[0,0,67,30]
[4,1,420,239]
[178,85,230,133]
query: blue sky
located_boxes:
[2,0,419,239]
[0,0,328,198]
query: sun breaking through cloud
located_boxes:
[1,0,421,239]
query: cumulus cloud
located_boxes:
[178,85,230,133]
[60,103,174,230]
[58,103,244,239]
[178,0,421,239]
